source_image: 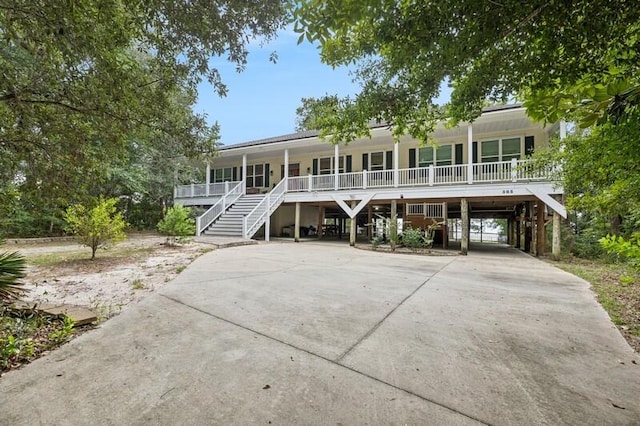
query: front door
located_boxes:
[281,163,300,180]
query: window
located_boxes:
[418,147,433,167]
[370,152,385,171]
[502,137,521,161]
[213,167,232,183]
[418,144,453,167]
[319,157,332,175]
[480,137,522,162]
[318,156,345,174]
[246,164,265,187]
[435,145,452,166]
[481,140,499,163]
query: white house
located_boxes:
[175,104,566,256]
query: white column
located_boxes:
[393,141,399,187]
[294,202,301,242]
[349,200,357,246]
[242,154,247,195]
[284,149,289,181]
[205,162,211,196]
[334,144,339,190]
[265,194,270,242]
[467,124,473,184]
[559,120,567,140]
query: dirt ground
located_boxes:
[14,235,213,320]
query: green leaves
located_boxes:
[64,197,127,260]
[0,249,27,307]
[600,233,640,270]
[292,0,640,135]
[157,205,196,246]
[1,0,287,236]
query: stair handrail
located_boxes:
[243,178,287,239]
[195,181,243,235]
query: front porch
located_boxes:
[175,158,553,205]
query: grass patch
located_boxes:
[551,256,640,352]
[131,279,145,290]
[26,246,158,268]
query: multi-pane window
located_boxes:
[481,140,499,163]
[501,137,521,161]
[480,137,522,162]
[370,152,385,171]
[246,164,265,187]
[213,167,232,183]
[418,145,453,167]
[318,156,345,174]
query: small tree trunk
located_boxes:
[610,214,622,235]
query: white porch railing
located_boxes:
[287,159,549,192]
[175,181,241,199]
[406,202,446,218]
[195,181,243,235]
[243,178,287,239]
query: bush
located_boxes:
[573,228,609,259]
[600,233,640,270]
[371,235,384,249]
[64,197,127,260]
[401,227,426,251]
[157,205,195,246]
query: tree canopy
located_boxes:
[291,0,640,141]
[0,0,288,236]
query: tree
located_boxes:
[0,1,287,229]
[291,1,640,141]
[157,205,196,246]
[64,197,127,260]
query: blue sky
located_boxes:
[195,29,451,146]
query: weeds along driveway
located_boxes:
[1,242,639,425]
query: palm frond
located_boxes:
[0,251,28,305]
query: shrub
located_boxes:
[157,205,195,246]
[573,228,609,259]
[371,235,384,249]
[64,197,127,260]
[600,233,640,270]
[401,227,426,251]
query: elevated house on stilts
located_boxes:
[175,104,565,256]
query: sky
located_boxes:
[195,29,452,146]
[194,30,358,146]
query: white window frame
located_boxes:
[369,151,386,171]
[418,144,454,167]
[213,167,233,183]
[479,136,523,163]
[246,164,266,188]
[318,156,345,175]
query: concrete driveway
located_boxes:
[2,242,639,425]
